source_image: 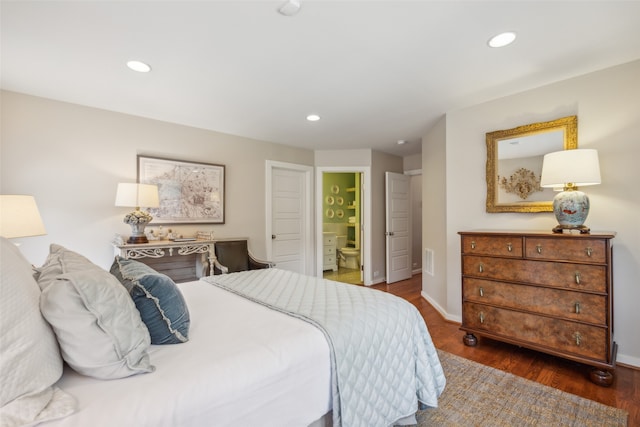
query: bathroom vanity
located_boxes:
[322,232,337,271]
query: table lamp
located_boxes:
[115,183,159,244]
[540,149,601,234]
[0,195,47,238]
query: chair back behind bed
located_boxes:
[212,239,274,274]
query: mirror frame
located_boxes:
[486,115,578,213]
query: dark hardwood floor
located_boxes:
[371,274,640,426]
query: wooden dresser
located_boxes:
[459,230,616,386]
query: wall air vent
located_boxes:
[425,248,434,276]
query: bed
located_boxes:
[0,238,445,427]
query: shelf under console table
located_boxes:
[458,230,616,386]
[113,239,215,283]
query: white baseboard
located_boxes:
[368,277,385,286]
[617,353,640,369]
[420,290,461,323]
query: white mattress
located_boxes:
[44,279,332,427]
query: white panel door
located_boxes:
[385,172,412,284]
[271,168,306,273]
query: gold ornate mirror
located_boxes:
[486,116,577,213]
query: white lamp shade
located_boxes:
[115,183,159,208]
[540,149,601,188]
[0,195,47,238]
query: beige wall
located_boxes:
[1,91,314,269]
[421,116,448,310]
[422,60,640,366]
[403,153,422,171]
[406,151,424,273]
[410,174,422,272]
[0,94,407,287]
[314,149,371,167]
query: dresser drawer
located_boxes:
[462,302,607,361]
[462,255,607,293]
[463,278,607,325]
[323,245,336,255]
[461,235,522,257]
[323,254,335,265]
[323,234,336,245]
[525,237,608,263]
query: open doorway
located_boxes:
[321,172,362,285]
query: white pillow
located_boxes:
[0,237,76,426]
[38,244,154,380]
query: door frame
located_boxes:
[265,160,315,274]
[316,166,372,285]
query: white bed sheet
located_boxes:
[43,279,332,427]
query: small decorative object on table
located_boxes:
[197,231,214,240]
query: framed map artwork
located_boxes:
[137,155,225,224]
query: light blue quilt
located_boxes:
[204,268,446,427]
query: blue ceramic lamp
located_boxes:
[540,149,601,234]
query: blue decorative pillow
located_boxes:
[110,257,190,345]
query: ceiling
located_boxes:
[2,1,640,157]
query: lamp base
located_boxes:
[552,189,591,234]
[552,224,591,234]
[127,235,149,244]
[123,209,153,245]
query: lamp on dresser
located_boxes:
[540,148,601,234]
[115,183,159,244]
[0,194,47,239]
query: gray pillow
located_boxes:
[0,237,76,425]
[38,245,154,379]
[35,243,97,290]
[111,257,190,345]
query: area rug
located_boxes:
[415,351,628,426]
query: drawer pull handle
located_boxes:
[471,241,476,249]
[575,272,581,285]
[574,332,582,346]
[586,247,593,257]
[478,263,484,273]
[479,312,485,324]
[536,244,542,254]
[575,302,581,314]
[507,243,513,252]
[479,287,484,297]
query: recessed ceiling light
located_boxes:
[306,114,320,122]
[126,60,152,73]
[278,0,301,16]
[397,140,408,145]
[488,32,517,48]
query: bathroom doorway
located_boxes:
[321,171,363,285]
